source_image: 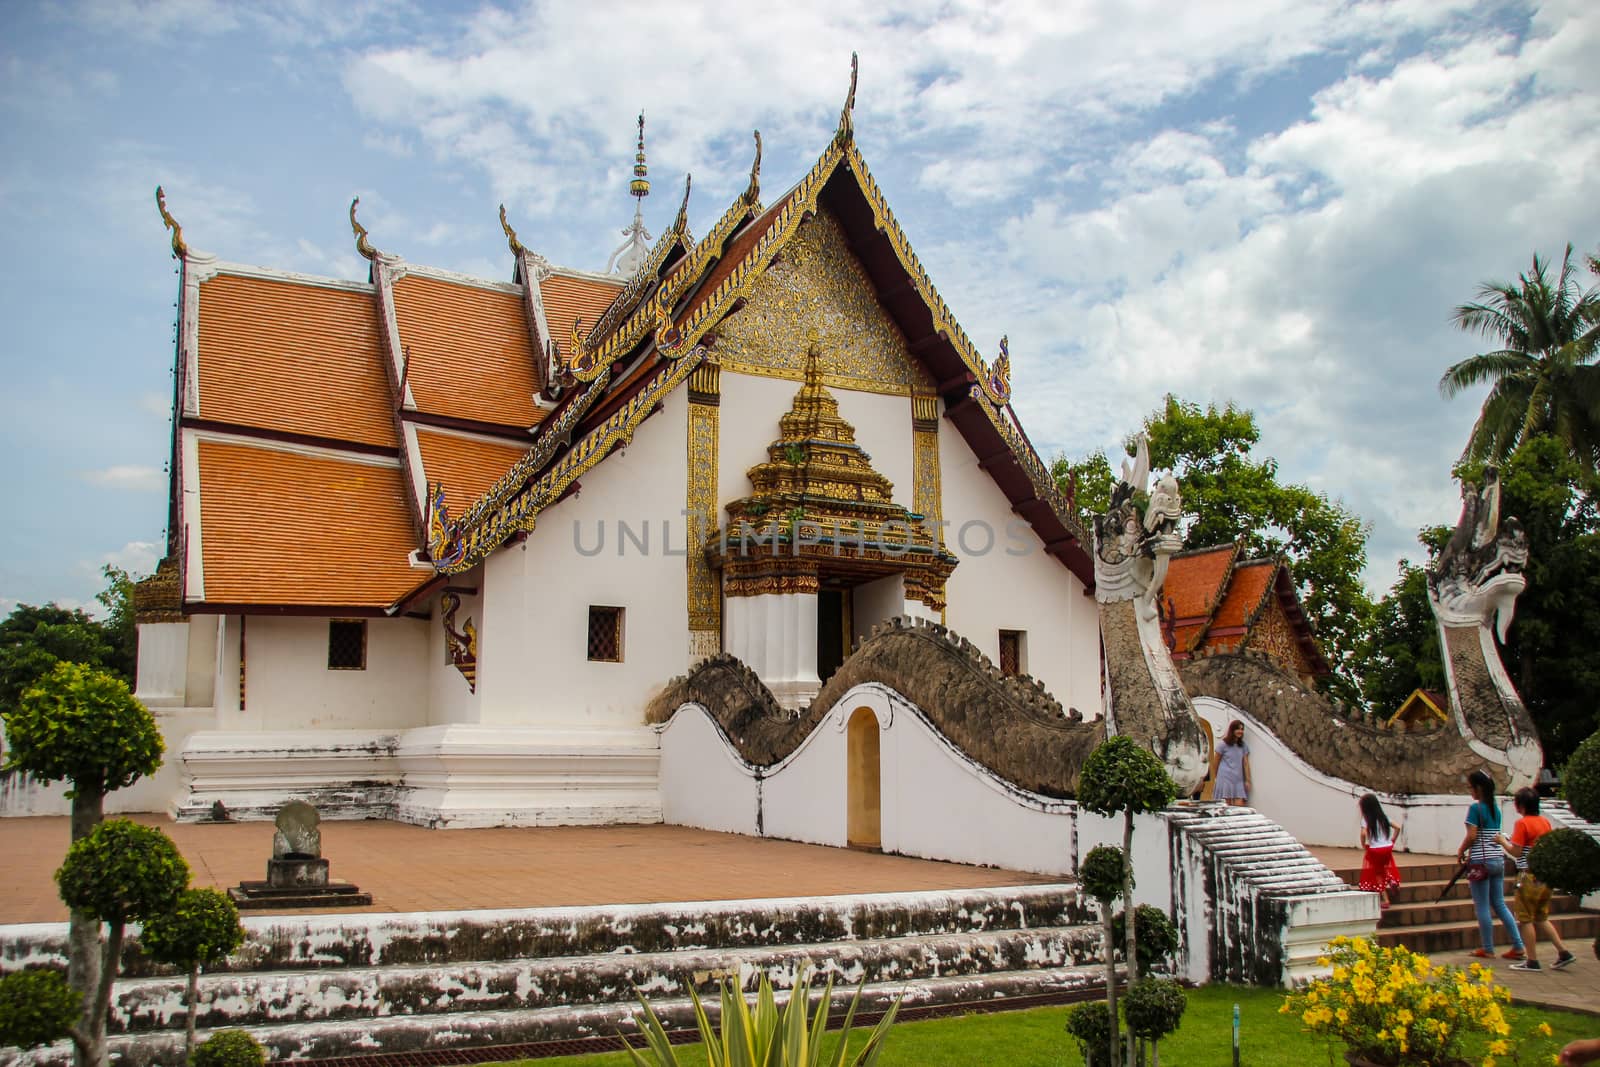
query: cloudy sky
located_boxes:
[2,0,1596,616]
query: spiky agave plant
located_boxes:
[619,965,901,1067]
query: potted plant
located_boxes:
[1282,937,1513,1066]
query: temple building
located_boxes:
[128,82,1104,826]
[1161,542,1331,687]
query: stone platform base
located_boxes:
[227,881,372,909]
[172,723,662,828]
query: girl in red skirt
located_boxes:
[1358,793,1403,909]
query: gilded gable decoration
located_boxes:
[971,335,1012,406]
[440,591,478,692]
[349,197,379,261]
[155,186,187,259]
[686,355,721,653]
[712,344,957,610]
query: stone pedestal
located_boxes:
[267,856,329,889]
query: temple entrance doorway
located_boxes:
[818,587,848,685]
[846,706,881,849]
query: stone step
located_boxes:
[1378,894,1585,929]
[11,961,1118,1067]
[1329,861,1461,884]
[1375,911,1600,953]
[2,884,1087,979]
[108,925,1108,1036]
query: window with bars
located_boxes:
[328,620,367,670]
[998,629,1024,677]
[587,606,624,662]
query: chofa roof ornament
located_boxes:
[349,197,379,261]
[971,335,1013,405]
[498,203,526,257]
[155,185,187,259]
[744,131,763,212]
[835,52,859,147]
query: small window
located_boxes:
[588,606,624,662]
[998,629,1024,677]
[328,620,367,670]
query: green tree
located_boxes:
[1,662,164,1065]
[1052,450,1115,521]
[1440,244,1600,474]
[0,970,81,1052]
[0,606,119,716]
[1079,737,1179,1067]
[93,566,138,685]
[140,888,245,1060]
[56,819,190,1067]
[1357,559,1444,717]
[1078,844,1129,1067]
[1059,397,1373,704]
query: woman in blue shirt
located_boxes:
[1456,769,1526,960]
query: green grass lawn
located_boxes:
[497,985,1591,1066]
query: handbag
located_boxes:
[1465,863,1490,882]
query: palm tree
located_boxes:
[1439,244,1600,473]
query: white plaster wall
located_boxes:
[852,574,904,645]
[1193,696,1476,852]
[241,616,428,731]
[426,588,483,726]
[938,424,1101,718]
[134,623,188,707]
[476,390,688,727]
[659,683,1076,875]
[716,373,914,513]
[186,613,218,708]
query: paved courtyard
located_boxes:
[0,815,1055,924]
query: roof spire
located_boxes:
[606,110,654,274]
[498,203,526,257]
[744,130,763,211]
[349,197,379,261]
[155,185,187,258]
[835,52,859,146]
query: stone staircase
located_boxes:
[0,884,1111,1067]
[1329,858,1600,954]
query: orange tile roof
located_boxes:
[415,429,528,514]
[394,274,542,429]
[1209,560,1277,632]
[197,439,420,607]
[541,273,624,351]
[196,273,397,449]
[1165,545,1236,619]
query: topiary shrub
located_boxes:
[1113,905,1180,976]
[1080,845,1128,905]
[142,887,245,1060]
[190,1029,265,1067]
[1123,977,1187,1043]
[1527,827,1600,896]
[1561,730,1600,824]
[1065,1000,1114,1067]
[0,969,81,1051]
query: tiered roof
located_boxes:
[1163,544,1332,680]
[157,59,1095,615]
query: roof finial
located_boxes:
[349,197,378,261]
[672,173,692,235]
[155,186,187,259]
[836,52,859,145]
[744,131,763,210]
[630,111,650,200]
[606,110,654,274]
[499,203,526,257]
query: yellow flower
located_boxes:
[1489,1040,1509,1055]
[1536,1022,1553,1037]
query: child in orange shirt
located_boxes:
[1498,787,1577,971]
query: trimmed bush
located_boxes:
[190,1029,265,1067]
[1562,730,1600,824]
[142,888,244,974]
[57,820,189,924]
[1123,977,1187,1041]
[1078,736,1180,819]
[1113,904,1180,976]
[1527,827,1600,896]
[1065,1000,1114,1067]
[0,969,81,1051]
[1080,845,1128,904]
[4,662,162,797]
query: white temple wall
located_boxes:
[851,574,905,644]
[239,616,428,731]
[426,588,483,726]
[477,391,688,728]
[937,428,1100,718]
[1192,695,1475,851]
[717,373,913,512]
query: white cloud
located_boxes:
[81,465,165,491]
[98,541,160,578]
